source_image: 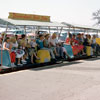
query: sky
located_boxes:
[0,0,100,26]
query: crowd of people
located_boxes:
[0,32,100,67]
[66,32,100,55]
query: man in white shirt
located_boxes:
[49,33,64,58]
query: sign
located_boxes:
[8,12,50,22]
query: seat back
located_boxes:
[36,50,51,63]
[86,46,93,56]
[0,50,11,67]
[96,38,100,45]
[63,44,74,58]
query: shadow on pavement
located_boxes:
[30,61,83,71]
[30,57,100,72]
[84,57,100,61]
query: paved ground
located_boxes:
[0,57,100,100]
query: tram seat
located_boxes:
[96,38,100,45]
[86,46,93,56]
[36,50,51,63]
[63,44,74,58]
[0,50,11,67]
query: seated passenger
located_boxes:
[57,34,71,58]
[10,37,18,50]
[29,38,40,64]
[19,35,28,64]
[72,34,78,45]
[91,35,99,54]
[10,37,24,66]
[36,34,44,49]
[88,35,92,46]
[92,35,96,48]
[43,34,56,59]
[83,35,90,53]
[65,32,72,45]
[81,33,85,43]
[74,34,84,55]
[83,35,89,45]
[3,37,16,67]
[49,33,64,58]
[76,34,83,44]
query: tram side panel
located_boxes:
[0,50,11,68]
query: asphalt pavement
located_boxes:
[0,57,100,100]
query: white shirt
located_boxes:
[92,39,96,44]
[49,37,58,46]
[12,41,18,48]
[30,41,37,48]
[3,42,10,49]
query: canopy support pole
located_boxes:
[60,27,63,34]
[2,24,8,46]
[67,27,71,38]
[68,27,71,33]
[57,27,59,33]
[86,29,88,34]
[37,26,40,33]
[24,26,26,34]
[97,30,99,37]
[48,26,51,33]
[73,27,75,34]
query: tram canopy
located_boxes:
[0,18,66,27]
[62,22,100,31]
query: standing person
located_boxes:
[3,37,16,67]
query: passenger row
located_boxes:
[0,32,100,67]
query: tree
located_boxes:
[93,9,100,26]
